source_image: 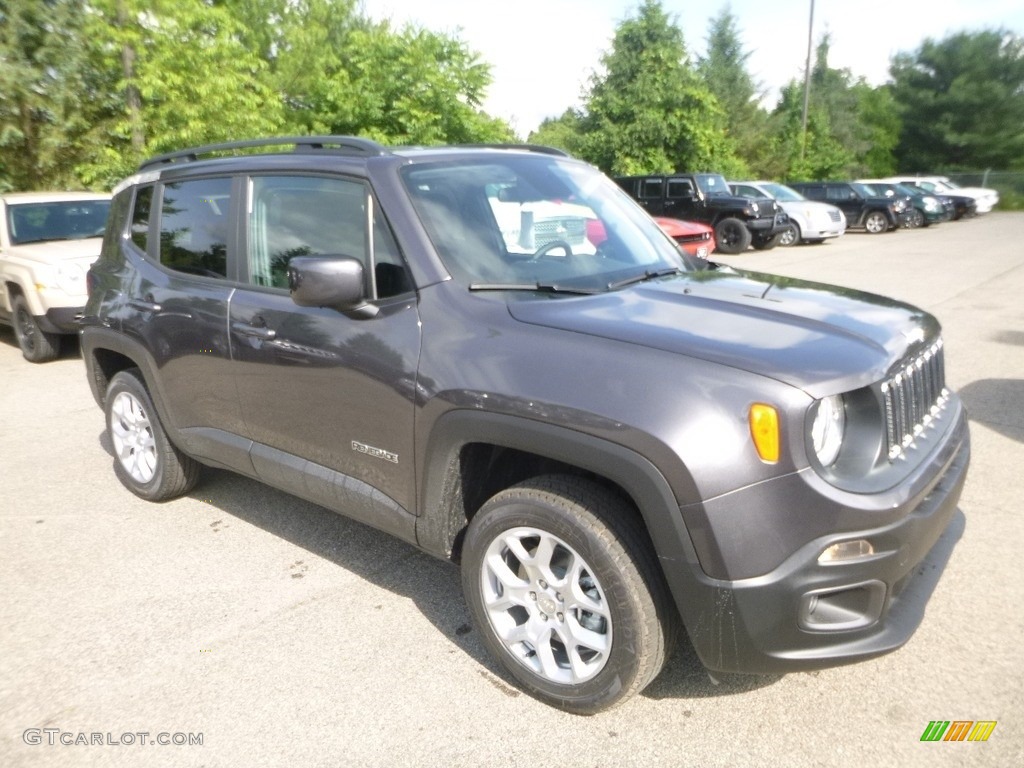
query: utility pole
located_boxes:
[801,0,815,160]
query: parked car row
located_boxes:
[727,174,999,248]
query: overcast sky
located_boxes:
[365,0,1024,138]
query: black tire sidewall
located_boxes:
[462,492,653,713]
[714,218,752,254]
[12,294,60,362]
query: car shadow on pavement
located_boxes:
[958,378,1024,444]
[96,429,783,704]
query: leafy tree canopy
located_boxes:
[890,29,1024,171]
[578,0,736,175]
[0,0,513,191]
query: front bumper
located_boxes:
[34,306,86,334]
[747,212,790,237]
[670,402,970,674]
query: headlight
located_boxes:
[810,395,845,466]
[55,263,87,295]
[750,202,759,213]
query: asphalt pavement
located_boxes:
[1,213,1022,767]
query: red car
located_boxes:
[655,217,716,259]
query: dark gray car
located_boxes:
[81,138,970,714]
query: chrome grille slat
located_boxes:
[533,218,587,246]
[881,339,947,460]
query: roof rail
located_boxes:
[450,143,571,157]
[138,136,390,171]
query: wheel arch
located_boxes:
[416,410,700,576]
[4,273,43,315]
[81,327,161,410]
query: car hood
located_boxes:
[507,267,939,398]
[3,237,103,265]
[778,200,842,217]
[654,217,713,237]
[949,186,998,200]
[706,194,777,215]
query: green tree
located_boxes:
[767,36,900,180]
[578,0,735,175]
[528,109,586,155]
[697,6,768,177]
[334,22,514,144]
[853,82,900,176]
[233,0,511,144]
[77,0,284,188]
[770,81,853,181]
[890,29,1024,171]
[0,0,94,191]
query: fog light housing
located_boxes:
[818,539,875,564]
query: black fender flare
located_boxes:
[416,409,704,587]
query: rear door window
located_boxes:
[159,178,232,278]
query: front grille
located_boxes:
[880,339,948,460]
[828,210,842,222]
[533,218,587,247]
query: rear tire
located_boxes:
[12,294,61,363]
[461,475,677,714]
[105,369,200,501]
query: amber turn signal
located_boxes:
[749,403,780,463]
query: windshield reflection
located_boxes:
[401,156,689,292]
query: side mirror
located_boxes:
[288,256,377,318]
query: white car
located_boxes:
[0,191,112,362]
[730,181,846,245]
[884,176,999,214]
[486,184,598,256]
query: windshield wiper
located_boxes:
[468,282,601,295]
[607,267,682,290]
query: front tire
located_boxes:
[777,223,800,247]
[461,476,676,714]
[12,294,61,363]
[713,217,752,254]
[105,369,200,501]
[863,211,889,234]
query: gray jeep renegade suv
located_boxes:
[81,137,970,713]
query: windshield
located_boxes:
[759,182,805,202]
[894,183,924,198]
[401,156,688,291]
[6,200,111,245]
[694,174,731,197]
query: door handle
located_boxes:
[232,321,277,340]
[128,297,162,313]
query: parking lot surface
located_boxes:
[2,213,1022,767]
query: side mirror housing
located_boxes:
[288,256,377,317]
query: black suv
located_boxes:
[614,173,789,254]
[81,137,970,714]
[787,181,911,233]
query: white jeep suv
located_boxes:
[1,192,112,362]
